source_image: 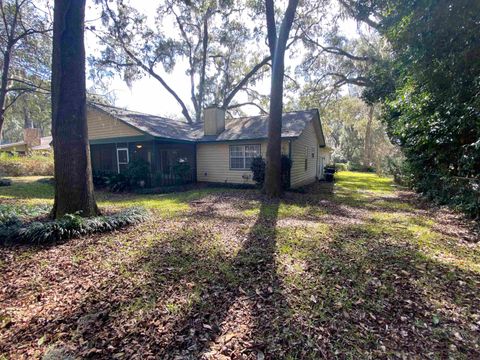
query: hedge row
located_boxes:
[0,153,54,176]
[0,207,149,245]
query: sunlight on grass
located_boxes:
[242,202,326,219]
[335,171,395,193]
[0,176,223,217]
[369,211,480,273]
[0,176,53,205]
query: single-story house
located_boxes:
[87,103,333,188]
[0,129,52,154]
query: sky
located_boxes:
[84,1,361,118]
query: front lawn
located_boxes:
[0,172,479,359]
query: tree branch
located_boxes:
[228,101,268,114]
[222,55,271,109]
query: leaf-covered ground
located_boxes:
[0,172,479,359]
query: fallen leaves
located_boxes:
[0,178,479,359]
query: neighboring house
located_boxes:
[0,129,52,154]
[87,102,331,188]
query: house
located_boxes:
[87,102,332,188]
[0,129,52,154]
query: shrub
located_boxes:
[125,159,151,187]
[0,207,149,245]
[100,159,152,192]
[335,163,349,172]
[0,178,11,186]
[250,157,266,185]
[250,155,292,190]
[172,162,191,184]
[0,152,54,176]
[0,203,51,224]
[105,173,131,192]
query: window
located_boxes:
[117,147,129,173]
[230,144,260,169]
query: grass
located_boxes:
[0,172,479,359]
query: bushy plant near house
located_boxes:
[0,207,149,245]
[172,162,191,184]
[335,163,349,172]
[95,159,151,192]
[125,159,151,187]
[0,152,54,176]
[250,155,292,190]
[0,178,11,186]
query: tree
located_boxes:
[352,0,480,217]
[0,0,51,137]
[51,0,98,218]
[1,91,51,141]
[263,0,299,197]
[92,0,272,123]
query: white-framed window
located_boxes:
[230,144,261,170]
[117,147,129,173]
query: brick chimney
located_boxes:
[203,107,225,136]
[24,128,41,148]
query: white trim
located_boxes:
[116,147,129,173]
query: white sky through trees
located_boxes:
[84,0,360,119]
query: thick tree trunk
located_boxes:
[51,0,98,218]
[363,104,374,168]
[263,0,299,198]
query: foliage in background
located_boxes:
[298,95,400,173]
[363,0,480,218]
[0,152,54,176]
[250,155,292,190]
[0,0,51,140]
[0,206,149,245]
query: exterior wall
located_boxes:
[317,147,333,180]
[196,140,289,185]
[87,107,142,140]
[290,121,319,188]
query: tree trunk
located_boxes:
[22,96,33,129]
[263,0,299,198]
[51,0,98,218]
[363,104,374,168]
[0,46,12,135]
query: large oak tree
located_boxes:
[51,0,98,217]
[263,0,299,197]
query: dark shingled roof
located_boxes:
[197,110,318,142]
[89,103,203,141]
[88,103,320,142]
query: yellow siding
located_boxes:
[87,107,142,140]
[290,121,319,188]
[197,140,289,185]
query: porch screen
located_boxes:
[229,144,260,170]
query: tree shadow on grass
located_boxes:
[1,197,306,358]
[289,222,480,358]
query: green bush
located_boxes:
[99,159,151,192]
[335,163,349,172]
[250,155,292,190]
[0,178,11,186]
[105,173,131,192]
[125,159,151,187]
[0,152,54,176]
[0,207,149,245]
[172,162,191,184]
